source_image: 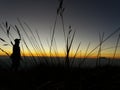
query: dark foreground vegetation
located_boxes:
[0,65,120,90]
[0,0,120,89]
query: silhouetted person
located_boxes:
[10,39,21,71]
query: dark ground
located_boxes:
[0,64,120,90]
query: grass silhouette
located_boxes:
[0,0,120,89]
[0,17,120,90]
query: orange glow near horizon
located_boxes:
[0,49,120,59]
[0,41,120,59]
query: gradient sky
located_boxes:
[0,0,120,58]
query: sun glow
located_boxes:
[0,47,120,59]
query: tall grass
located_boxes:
[0,21,120,68]
[0,0,120,70]
[65,26,76,68]
[79,42,90,66]
[79,27,120,67]
[96,32,104,66]
[35,29,49,65]
[112,34,120,63]
[71,42,81,67]
[17,18,38,64]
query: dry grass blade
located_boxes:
[82,27,120,61]
[10,41,13,45]
[112,34,120,61]
[3,44,9,46]
[24,23,43,59]
[15,25,21,39]
[0,24,6,34]
[23,39,37,64]
[7,26,10,37]
[0,47,9,56]
[36,30,47,55]
[17,18,38,61]
[71,42,81,67]
[96,32,104,66]
[17,18,38,64]
[102,45,120,51]
[80,42,90,65]
[35,30,50,65]
[61,15,66,44]
[53,38,60,60]
[1,22,14,45]
[0,38,6,42]
[0,37,11,46]
[24,23,41,54]
[5,21,8,28]
[65,27,76,68]
[50,15,58,57]
[68,31,75,51]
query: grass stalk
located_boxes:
[61,15,66,44]
[50,15,58,58]
[35,29,49,65]
[80,27,120,63]
[112,34,120,63]
[80,42,90,65]
[65,27,76,68]
[96,32,104,66]
[17,18,37,64]
[71,42,81,67]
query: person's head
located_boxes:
[14,39,21,45]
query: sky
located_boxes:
[0,0,120,58]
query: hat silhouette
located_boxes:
[14,39,20,43]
